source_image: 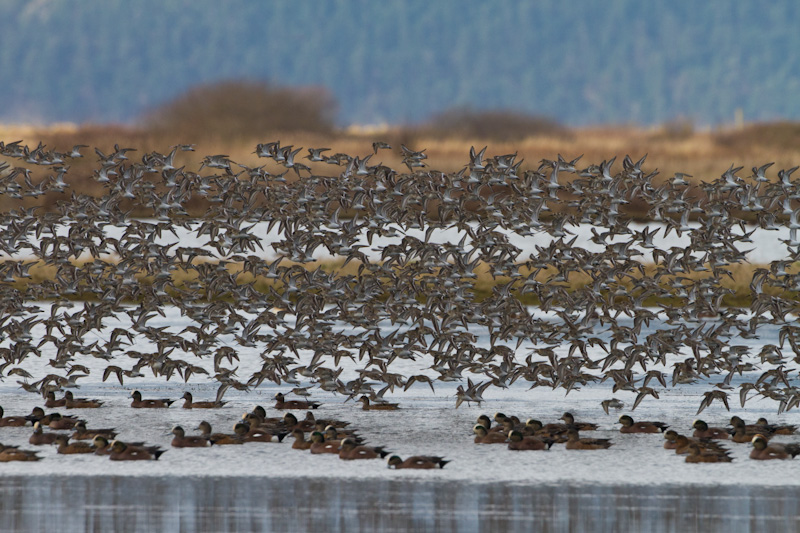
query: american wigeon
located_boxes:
[338,438,389,460]
[473,424,508,444]
[29,422,60,446]
[560,412,599,431]
[235,422,285,443]
[0,445,40,462]
[618,415,669,434]
[130,390,175,408]
[750,434,800,460]
[507,430,553,451]
[181,392,226,409]
[54,434,96,454]
[323,425,363,445]
[92,435,151,455]
[692,420,729,440]
[357,396,399,410]
[0,406,28,427]
[274,393,320,410]
[387,455,449,469]
[685,442,733,463]
[309,431,340,454]
[170,426,212,448]
[25,407,80,429]
[755,417,797,435]
[64,391,103,409]
[663,430,681,449]
[282,412,315,432]
[109,440,166,461]
[290,428,312,450]
[565,429,612,450]
[71,421,117,440]
[196,421,243,445]
[524,419,569,442]
[44,391,67,408]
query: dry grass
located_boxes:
[3,118,800,218]
[5,256,786,308]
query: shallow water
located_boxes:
[0,220,787,263]
[2,476,799,533]
[1,309,798,531]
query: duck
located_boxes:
[131,390,175,408]
[618,415,669,434]
[728,416,770,439]
[476,414,503,433]
[523,419,569,442]
[71,421,117,440]
[181,392,226,409]
[560,412,599,431]
[473,424,508,444]
[46,412,83,430]
[685,442,733,463]
[357,396,399,410]
[730,424,757,444]
[324,425,363,444]
[663,430,681,449]
[565,429,612,450]
[109,440,166,461]
[692,420,729,440]
[196,421,243,445]
[29,422,60,445]
[309,431,340,454]
[274,393,320,410]
[282,412,315,432]
[25,407,80,428]
[338,438,389,460]
[0,406,28,427]
[493,413,523,432]
[92,435,153,455]
[507,430,553,451]
[54,434,96,454]
[170,426,212,448]
[235,422,285,443]
[750,434,800,460]
[673,435,728,455]
[305,411,349,429]
[64,391,103,409]
[755,417,797,435]
[387,455,449,469]
[290,428,313,450]
[44,391,67,408]
[0,445,40,462]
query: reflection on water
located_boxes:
[0,476,798,533]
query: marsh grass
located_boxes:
[3,120,800,219]
[3,257,782,307]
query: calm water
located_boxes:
[1,476,798,533]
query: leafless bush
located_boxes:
[419,107,570,141]
[140,80,338,141]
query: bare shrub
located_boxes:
[654,117,695,140]
[419,107,570,141]
[715,121,800,150]
[140,80,338,141]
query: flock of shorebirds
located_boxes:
[0,390,445,468]
[0,139,800,415]
[473,411,800,462]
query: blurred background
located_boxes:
[1,0,799,178]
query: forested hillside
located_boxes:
[1,0,798,126]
